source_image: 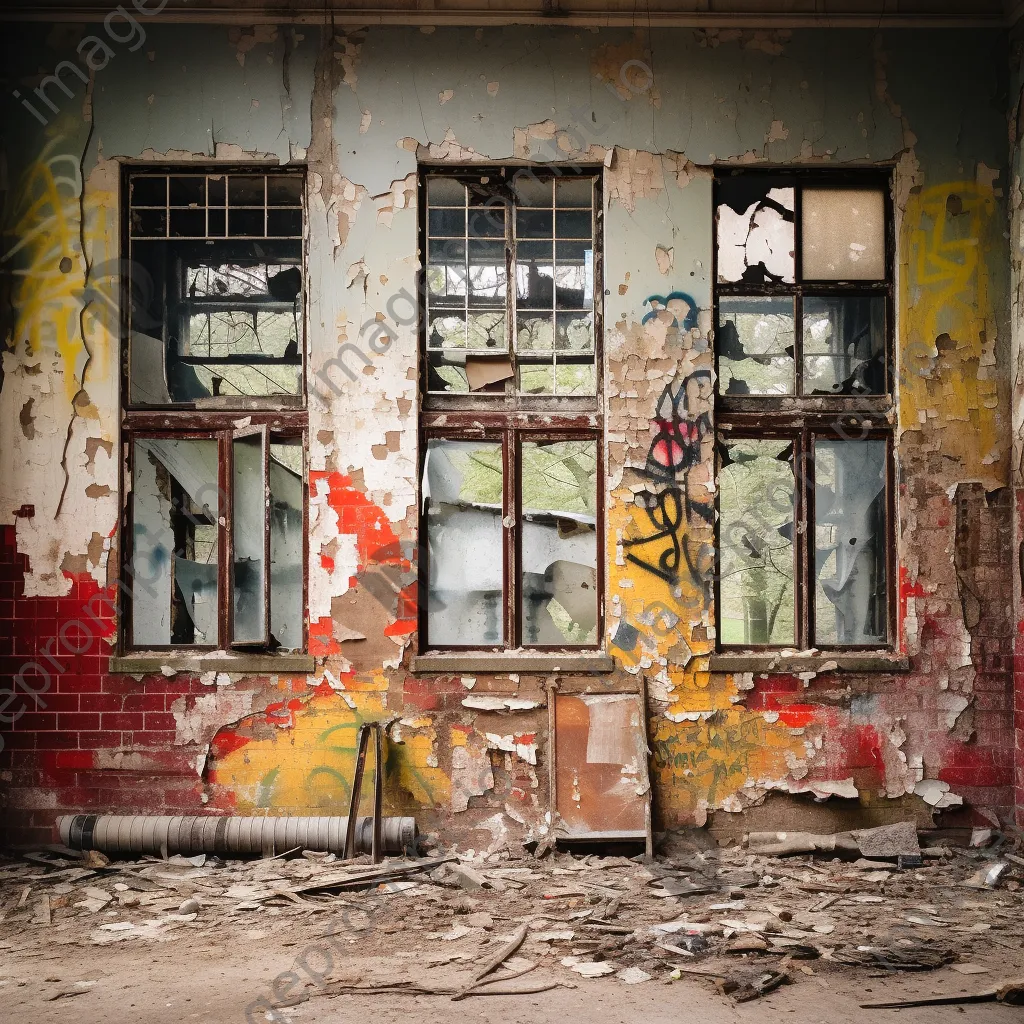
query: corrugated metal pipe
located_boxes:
[57,814,416,857]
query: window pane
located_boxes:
[556,177,592,208]
[521,440,598,646]
[718,438,795,646]
[129,239,303,405]
[717,296,795,395]
[555,241,593,310]
[515,241,554,306]
[803,295,885,395]
[814,438,887,645]
[270,438,304,652]
[802,189,885,281]
[468,240,506,303]
[468,205,504,238]
[426,177,465,205]
[717,179,795,284]
[424,440,504,645]
[132,438,220,647]
[426,351,470,393]
[233,434,267,644]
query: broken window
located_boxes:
[122,167,307,656]
[424,169,598,399]
[714,171,894,651]
[128,428,305,651]
[420,164,603,653]
[126,171,304,407]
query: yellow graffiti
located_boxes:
[2,129,115,405]
[899,181,1004,480]
[209,689,449,815]
[651,710,809,821]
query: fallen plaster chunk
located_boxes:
[462,695,541,711]
[915,779,963,809]
[461,676,477,689]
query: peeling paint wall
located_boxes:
[0,21,1016,846]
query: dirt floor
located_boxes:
[1,825,1022,1024]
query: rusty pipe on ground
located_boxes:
[57,814,416,857]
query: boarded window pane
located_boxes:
[232,434,267,644]
[717,296,795,395]
[521,440,598,646]
[132,438,220,647]
[269,438,304,651]
[802,189,885,281]
[803,295,885,395]
[814,438,887,645]
[718,438,795,646]
[424,440,503,645]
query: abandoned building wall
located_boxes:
[0,22,1015,847]
[1010,22,1024,826]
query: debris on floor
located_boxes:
[1,820,1023,1007]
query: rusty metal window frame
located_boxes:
[118,165,309,657]
[418,165,605,654]
[712,168,897,653]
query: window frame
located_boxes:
[121,166,307,412]
[417,165,605,655]
[118,164,309,659]
[418,164,605,415]
[712,167,898,654]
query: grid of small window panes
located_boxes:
[128,173,303,239]
[424,173,597,396]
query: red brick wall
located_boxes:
[0,524,207,848]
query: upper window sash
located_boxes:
[712,171,894,405]
[124,168,306,410]
[421,167,602,408]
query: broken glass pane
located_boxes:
[814,438,887,645]
[718,438,795,645]
[232,433,267,644]
[521,440,598,645]
[270,437,304,651]
[717,179,795,284]
[426,351,470,393]
[802,189,885,281]
[132,438,219,647]
[803,295,885,395]
[423,440,503,646]
[717,297,795,395]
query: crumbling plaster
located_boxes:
[0,22,1016,843]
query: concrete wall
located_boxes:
[0,20,1014,846]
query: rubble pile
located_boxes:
[1,822,1023,1008]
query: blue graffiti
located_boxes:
[642,291,699,331]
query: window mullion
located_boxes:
[504,428,518,648]
[219,429,232,651]
[800,428,814,651]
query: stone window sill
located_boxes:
[708,652,910,674]
[109,652,315,676]
[410,651,615,674]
